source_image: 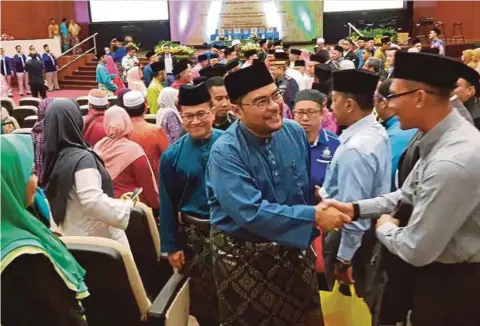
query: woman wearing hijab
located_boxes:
[94,106,159,210]
[106,54,125,93]
[156,87,183,144]
[43,98,134,247]
[32,98,55,185]
[1,106,20,134]
[1,134,89,326]
[126,66,147,97]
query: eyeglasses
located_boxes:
[293,109,322,118]
[241,89,284,110]
[386,89,435,100]
[181,110,211,122]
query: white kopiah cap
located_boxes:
[123,90,144,108]
[232,39,241,46]
[317,37,325,44]
[88,89,108,106]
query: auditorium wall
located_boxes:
[412,1,480,42]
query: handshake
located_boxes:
[313,186,355,231]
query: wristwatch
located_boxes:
[352,202,360,221]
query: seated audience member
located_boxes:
[83,89,110,147]
[123,90,169,176]
[126,66,147,97]
[32,98,56,185]
[116,87,131,108]
[94,106,159,210]
[1,134,89,326]
[156,87,183,144]
[1,107,20,134]
[43,99,133,246]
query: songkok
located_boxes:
[225,63,274,101]
[173,59,190,76]
[294,60,305,67]
[193,76,207,85]
[333,69,379,96]
[197,54,208,62]
[310,53,328,63]
[212,44,221,50]
[312,81,331,95]
[199,64,227,78]
[458,64,480,95]
[210,53,219,59]
[178,83,211,106]
[377,79,392,98]
[267,49,276,55]
[123,90,144,108]
[317,37,325,44]
[334,45,344,53]
[244,49,257,58]
[393,51,464,89]
[274,52,289,61]
[219,45,227,50]
[231,39,241,46]
[226,58,240,71]
[381,36,391,44]
[273,39,282,46]
[294,89,326,106]
[224,47,235,56]
[95,47,106,59]
[290,48,302,56]
[145,50,156,58]
[259,39,268,46]
[151,60,165,72]
[314,63,333,81]
[339,60,355,70]
[88,89,108,106]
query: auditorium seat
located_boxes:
[19,97,41,108]
[76,96,89,106]
[1,97,15,115]
[22,115,38,128]
[11,128,32,134]
[12,106,37,127]
[61,236,190,326]
[79,104,89,116]
[108,96,117,106]
[145,114,156,124]
[127,203,173,297]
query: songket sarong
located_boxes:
[181,223,219,325]
[210,226,322,326]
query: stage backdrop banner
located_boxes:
[170,0,324,45]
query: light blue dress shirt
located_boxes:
[206,119,317,249]
[322,114,391,261]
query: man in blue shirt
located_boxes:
[206,63,350,325]
[142,49,158,88]
[95,49,117,96]
[0,48,13,97]
[13,45,30,96]
[292,89,340,193]
[321,69,391,296]
[159,83,222,326]
[375,79,417,190]
[42,44,60,91]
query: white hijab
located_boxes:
[156,87,181,126]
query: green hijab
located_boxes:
[0,134,88,298]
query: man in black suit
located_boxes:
[26,53,46,99]
[160,45,178,86]
[341,39,359,68]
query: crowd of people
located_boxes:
[48,17,82,53]
[2,27,480,326]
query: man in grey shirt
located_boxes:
[325,52,480,325]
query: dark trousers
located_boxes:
[411,262,480,326]
[30,83,47,99]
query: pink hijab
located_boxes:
[106,55,118,74]
[94,106,157,193]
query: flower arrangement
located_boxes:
[351,28,398,45]
[154,41,195,56]
[240,43,261,53]
[1,34,15,41]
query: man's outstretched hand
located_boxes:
[314,202,351,231]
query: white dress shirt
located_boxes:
[164,54,173,74]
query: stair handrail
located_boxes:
[57,33,98,72]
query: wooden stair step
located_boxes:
[66,75,96,81]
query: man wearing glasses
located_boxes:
[206,63,350,325]
[320,69,391,297]
[158,83,222,326]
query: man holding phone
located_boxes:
[158,83,223,326]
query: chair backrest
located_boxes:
[12,106,38,127]
[144,114,156,124]
[61,236,151,326]
[76,96,89,106]
[11,128,32,134]
[108,96,117,106]
[19,97,41,108]
[1,97,16,115]
[22,115,38,128]
[79,104,89,116]
[126,202,170,296]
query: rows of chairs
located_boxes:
[5,202,190,326]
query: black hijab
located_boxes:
[43,98,114,225]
